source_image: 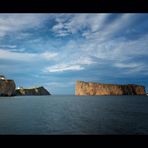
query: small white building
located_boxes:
[0,75,5,80]
[17,86,23,89]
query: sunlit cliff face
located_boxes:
[75,81,146,96]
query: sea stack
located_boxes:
[75,80,146,96]
[0,75,16,96]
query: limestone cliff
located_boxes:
[75,81,146,96]
[0,80,16,96]
[15,86,51,96]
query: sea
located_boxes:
[0,95,148,135]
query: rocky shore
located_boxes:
[15,86,51,96]
[0,75,51,96]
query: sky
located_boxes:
[0,13,148,94]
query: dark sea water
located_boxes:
[0,95,148,135]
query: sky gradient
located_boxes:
[0,13,148,94]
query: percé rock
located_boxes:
[15,86,51,96]
[0,79,16,96]
[75,81,146,96]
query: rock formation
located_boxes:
[0,79,16,96]
[75,81,146,96]
[15,86,51,96]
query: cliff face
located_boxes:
[0,80,16,96]
[75,81,146,96]
[15,86,51,96]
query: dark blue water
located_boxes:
[0,95,148,135]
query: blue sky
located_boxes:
[0,13,148,94]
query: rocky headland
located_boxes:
[75,80,146,96]
[0,75,51,96]
[15,86,51,96]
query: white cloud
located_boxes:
[0,14,50,37]
[47,17,148,75]
[50,14,148,65]
[0,45,17,49]
[0,49,58,62]
[11,48,26,52]
[52,22,69,37]
[48,26,148,75]
[76,57,96,65]
[41,52,58,60]
[114,63,143,68]
[51,13,140,40]
[1,13,147,78]
[78,33,148,63]
[117,64,148,76]
[95,14,135,38]
[52,13,109,37]
[45,64,84,72]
